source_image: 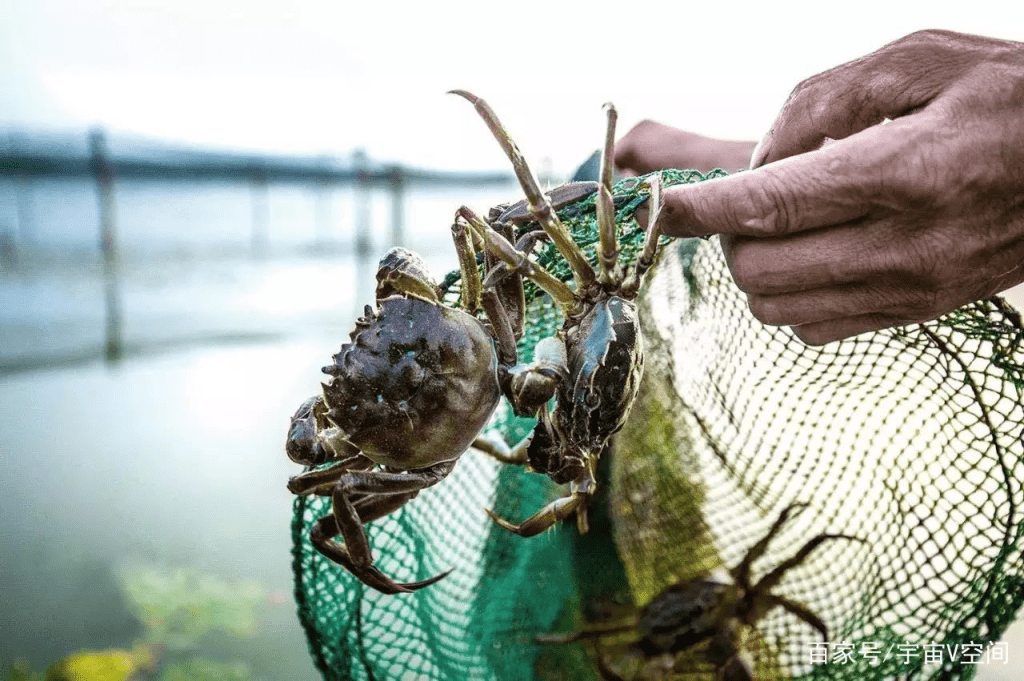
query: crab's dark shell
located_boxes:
[559,297,644,450]
[321,295,500,470]
[638,578,727,654]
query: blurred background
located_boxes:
[1,1,1022,679]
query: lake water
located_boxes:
[0,175,519,371]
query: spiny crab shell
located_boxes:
[321,295,501,470]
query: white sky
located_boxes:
[1,0,1020,174]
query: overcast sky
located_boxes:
[1,0,1019,174]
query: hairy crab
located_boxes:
[286,90,665,593]
[539,504,863,680]
[285,249,507,593]
[449,90,665,536]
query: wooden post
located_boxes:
[8,133,32,252]
[352,149,373,316]
[15,174,33,246]
[0,229,14,269]
[388,165,404,248]
[89,128,123,362]
[250,169,269,257]
[314,156,331,250]
[315,182,329,250]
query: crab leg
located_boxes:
[311,516,450,594]
[535,620,636,644]
[455,207,576,310]
[480,286,519,367]
[755,532,864,595]
[471,432,529,465]
[765,593,830,641]
[731,502,808,588]
[451,219,482,313]
[622,174,664,296]
[287,454,374,496]
[486,439,598,537]
[323,459,458,594]
[596,102,619,287]
[449,90,596,290]
[486,493,587,537]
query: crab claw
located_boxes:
[311,517,452,594]
[320,538,452,595]
[484,493,585,538]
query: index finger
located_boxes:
[655,121,904,238]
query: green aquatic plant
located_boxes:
[157,659,253,681]
[119,564,265,649]
[5,644,157,681]
[4,660,44,681]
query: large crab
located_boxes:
[538,503,863,680]
[286,91,665,593]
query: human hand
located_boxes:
[649,30,1024,345]
[615,120,756,175]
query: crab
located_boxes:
[538,503,863,680]
[448,90,665,537]
[286,91,664,593]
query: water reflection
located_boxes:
[1,341,331,678]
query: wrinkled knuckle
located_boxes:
[741,173,798,236]
[795,81,833,126]
[883,29,959,61]
[883,171,936,209]
[882,143,951,209]
[718,175,788,236]
[900,29,951,46]
[883,30,981,79]
[773,76,830,137]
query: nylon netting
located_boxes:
[291,169,1024,681]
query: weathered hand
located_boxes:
[615,120,756,175]
[652,30,1024,345]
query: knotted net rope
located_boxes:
[292,169,1024,680]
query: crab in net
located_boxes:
[450,90,669,537]
[285,90,666,594]
[539,503,864,680]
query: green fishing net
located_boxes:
[291,169,1024,680]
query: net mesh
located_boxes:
[291,169,1024,680]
